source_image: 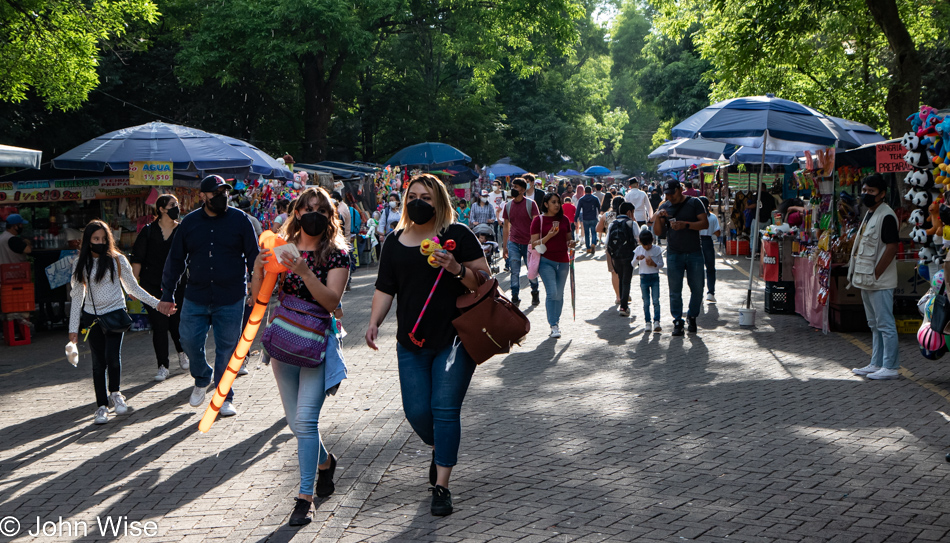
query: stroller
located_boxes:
[472,223,501,274]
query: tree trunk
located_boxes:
[299,51,347,162]
[865,0,922,138]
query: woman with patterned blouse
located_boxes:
[250,186,350,527]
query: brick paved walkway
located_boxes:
[2,248,950,542]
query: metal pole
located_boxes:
[745,131,769,309]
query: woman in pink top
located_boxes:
[530,192,576,339]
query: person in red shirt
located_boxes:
[530,192,576,339]
[562,196,577,223]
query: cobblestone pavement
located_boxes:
[2,248,950,542]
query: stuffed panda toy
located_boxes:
[907,169,935,190]
[910,208,927,226]
[902,132,921,151]
[920,247,936,263]
[912,189,934,209]
[911,226,929,244]
[905,147,935,169]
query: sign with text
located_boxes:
[875,142,913,173]
[130,161,173,185]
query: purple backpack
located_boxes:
[261,292,331,368]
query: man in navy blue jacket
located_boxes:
[159,175,259,417]
[577,186,601,254]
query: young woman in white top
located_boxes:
[69,220,162,425]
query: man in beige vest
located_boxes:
[848,174,900,380]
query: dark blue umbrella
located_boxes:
[52,122,254,172]
[384,142,471,167]
[212,134,294,181]
[557,169,583,177]
[828,117,885,146]
[584,165,611,176]
[671,95,861,152]
[729,147,799,166]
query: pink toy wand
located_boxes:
[408,238,457,347]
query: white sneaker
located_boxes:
[109,392,131,415]
[867,368,900,380]
[852,364,881,376]
[238,363,249,376]
[94,406,109,424]
[154,366,169,382]
[653,321,662,332]
[645,322,653,333]
[550,326,561,339]
[219,401,238,417]
[706,293,717,303]
[178,352,190,370]
[189,385,207,407]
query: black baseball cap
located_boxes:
[663,180,682,194]
[199,175,233,193]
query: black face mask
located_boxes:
[206,193,228,214]
[166,206,181,220]
[861,193,880,208]
[14,225,23,235]
[510,189,520,198]
[406,198,436,225]
[90,243,108,255]
[299,211,329,237]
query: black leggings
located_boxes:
[144,305,183,368]
[86,312,124,407]
[615,260,635,312]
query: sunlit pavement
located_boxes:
[2,249,950,542]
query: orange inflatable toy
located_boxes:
[199,230,287,433]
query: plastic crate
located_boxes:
[0,262,30,284]
[1,283,35,313]
[764,281,795,314]
[727,240,750,255]
[829,304,870,333]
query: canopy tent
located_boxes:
[649,138,737,161]
[52,122,254,173]
[484,162,527,177]
[384,142,471,167]
[0,144,42,169]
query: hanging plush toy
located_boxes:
[909,208,927,226]
[926,199,944,236]
[409,237,459,347]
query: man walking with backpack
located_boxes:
[606,202,639,317]
[503,178,541,307]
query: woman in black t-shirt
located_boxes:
[131,194,187,381]
[367,174,490,517]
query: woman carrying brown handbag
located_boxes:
[365,174,490,517]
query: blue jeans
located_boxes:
[397,342,477,467]
[640,273,661,322]
[271,359,329,495]
[861,289,899,369]
[507,241,538,300]
[666,250,704,323]
[538,257,569,327]
[701,236,716,295]
[180,298,245,402]
[582,219,598,250]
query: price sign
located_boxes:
[130,161,174,186]
[875,143,912,174]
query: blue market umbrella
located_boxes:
[557,169,583,177]
[212,134,294,181]
[484,162,527,177]
[584,165,611,176]
[828,116,885,146]
[52,122,254,172]
[384,142,471,167]
[729,147,799,166]
[671,94,861,310]
[657,159,702,173]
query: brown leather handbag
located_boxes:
[452,272,530,364]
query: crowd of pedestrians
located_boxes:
[61,170,734,525]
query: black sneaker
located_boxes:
[531,291,541,306]
[672,321,685,336]
[511,297,521,307]
[687,317,697,333]
[429,451,437,486]
[315,454,336,498]
[431,485,453,516]
[288,498,312,526]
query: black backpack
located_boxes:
[606,218,637,260]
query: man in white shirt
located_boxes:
[624,177,654,224]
